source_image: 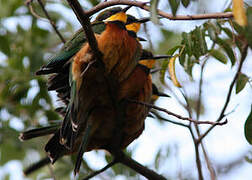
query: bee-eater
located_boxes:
[20,11,166,175]
[43,9,145,174]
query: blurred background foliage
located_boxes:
[0,0,252,179]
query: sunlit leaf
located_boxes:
[232,0,247,26]
[210,49,228,64]
[236,73,249,94]
[245,105,252,145]
[168,54,182,87]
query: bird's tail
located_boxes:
[44,130,66,163]
[19,125,59,141]
[24,156,51,176]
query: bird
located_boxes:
[43,9,145,175]
[139,50,171,102]
[20,63,153,176]
[19,10,169,175]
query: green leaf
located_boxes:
[236,73,249,94]
[204,22,221,41]
[179,45,186,65]
[245,105,252,145]
[215,38,236,66]
[245,7,252,48]
[150,0,160,24]
[166,45,181,55]
[181,0,190,7]
[182,32,192,56]
[232,21,245,35]
[222,27,233,39]
[168,0,180,16]
[89,0,100,6]
[210,49,227,64]
[198,27,208,55]
[191,27,201,59]
[160,59,169,84]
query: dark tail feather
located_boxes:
[55,107,67,117]
[36,67,58,75]
[19,125,59,141]
[24,157,51,176]
[47,73,69,91]
[74,122,92,176]
[45,131,66,163]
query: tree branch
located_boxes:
[82,160,118,180]
[66,0,103,62]
[197,43,249,143]
[111,150,166,180]
[37,0,66,43]
[85,0,233,20]
[25,0,66,43]
[150,110,189,128]
[127,99,227,126]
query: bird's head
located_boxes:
[126,15,151,33]
[101,6,133,27]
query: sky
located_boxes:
[0,0,252,179]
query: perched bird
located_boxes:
[43,9,144,174]
[19,10,169,175]
[35,7,126,76]
[20,63,153,176]
[139,50,171,102]
[37,8,150,107]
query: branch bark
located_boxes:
[66,0,103,62]
[82,160,118,180]
[112,151,167,180]
[85,0,233,20]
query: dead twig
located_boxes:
[82,160,118,180]
[127,99,228,126]
[37,0,66,43]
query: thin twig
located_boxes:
[197,43,249,143]
[82,160,118,180]
[179,88,193,119]
[179,87,205,179]
[127,99,227,125]
[85,0,233,20]
[187,125,203,180]
[110,150,166,180]
[196,59,207,121]
[150,110,189,128]
[37,0,66,43]
[26,0,47,20]
[195,58,216,180]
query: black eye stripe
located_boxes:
[95,7,122,22]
